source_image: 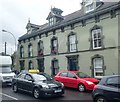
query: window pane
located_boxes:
[94,58,102,68]
[53,40,57,47]
[60,72,67,77]
[92,29,102,49]
[69,35,76,52]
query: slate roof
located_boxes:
[18,1,120,41]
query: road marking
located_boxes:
[0,92,18,100]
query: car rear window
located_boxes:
[106,76,120,88]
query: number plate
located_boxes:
[54,89,62,93]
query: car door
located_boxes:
[58,72,68,87]
[16,73,26,90]
[23,74,34,93]
[105,76,120,102]
[67,72,78,88]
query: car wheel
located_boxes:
[13,84,18,93]
[78,84,86,92]
[33,88,40,99]
[95,96,107,102]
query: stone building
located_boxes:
[17,0,120,79]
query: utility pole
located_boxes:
[5,42,7,55]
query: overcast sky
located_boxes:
[0,0,82,55]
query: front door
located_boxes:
[67,56,78,71]
[51,59,59,76]
[37,59,44,72]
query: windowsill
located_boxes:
[95,76,103,79]
[90,47,105,51]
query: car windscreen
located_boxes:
[0,66,12,73]
[32,73,53,81]
[75,72,90,78]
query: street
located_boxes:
[1,86,93,101]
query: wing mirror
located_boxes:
[73,76,77,79]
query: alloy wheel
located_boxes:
[78,84,85,92]
[33,88,40,99]
[95,96,107,102]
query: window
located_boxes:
[38,41,44,56]
[49,17,54,26]
[17,73,25,79]
[51,37,58,54]
[92,28,102,49]
[28,44,33,57]
[20,60,25,70]
[107,76,120,88]
[60,72,67,77]
[84,0,94,13]
[68,72,76,78]
[24,74,32,81]
[68,32,77,52]
[20,46,24,58]
[29,61,33,69]
[93,58,103,78]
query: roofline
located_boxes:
[18,2,120,41]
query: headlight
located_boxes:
[61,82,64,88]
[42,84,49,89]
[86,81,94,85]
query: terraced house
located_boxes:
[17,0,120,79]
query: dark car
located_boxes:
[92,75,120,102]
[54,71,99,92]
[12,72,64,99]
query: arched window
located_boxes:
[68,32,77,52]
[20,45,24,58]
[51,36,58,54]
[38,40,44,56]
[29,60,33,70]
[28,43,33,57]
[89,25,104,50]
[91,54,106,79]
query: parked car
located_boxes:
[54,71,99,92]
[12,72,64,99]
[92,75,120,102]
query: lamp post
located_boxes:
[2,29,17,53]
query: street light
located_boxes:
[2,29,17,53]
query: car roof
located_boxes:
[59,70,80,73]
[102,75,120,78]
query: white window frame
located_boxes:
[53,39,57,49]
[93,58,103,79]
[85,0,94,13]
[92,29,102,49]
[69,35,77,52]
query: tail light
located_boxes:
[93,85,98,91]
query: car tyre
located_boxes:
[13,84,18,93]
[78,84,86,92]
[33,88,40,99]
[95,96,107,102]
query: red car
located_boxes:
[54,71,99,92]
